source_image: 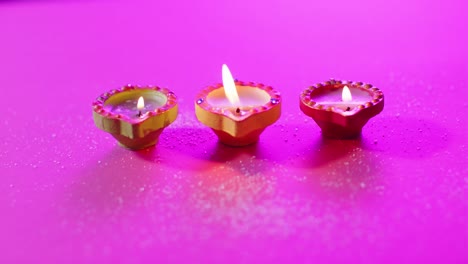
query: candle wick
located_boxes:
[138,110,142,117]
[346,107,351,111]
[235,108,241,114]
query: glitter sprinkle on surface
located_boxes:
[0,1,466,263]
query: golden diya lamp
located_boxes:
[92,84,178,150]
[300,79,384,139]
[195,64,282,147]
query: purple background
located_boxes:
[0,0,467,263]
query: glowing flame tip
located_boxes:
[222,64,240,106]
[137,96,145,110]
[342,86,352,102]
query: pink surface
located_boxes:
[0,0,467,263]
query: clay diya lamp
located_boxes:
[92,84,178,149]
[300,79,384,139]
[195,64,281,147]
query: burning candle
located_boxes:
[195,64,281,146]
[93,84,178,149]
[300,80,384,139]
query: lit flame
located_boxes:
[342,86,352,102]
[137,96,145,110]
[222,64,240,106]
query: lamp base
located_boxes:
[212,128,265,147]
[111,129,164,150]
[315,121,363,139]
